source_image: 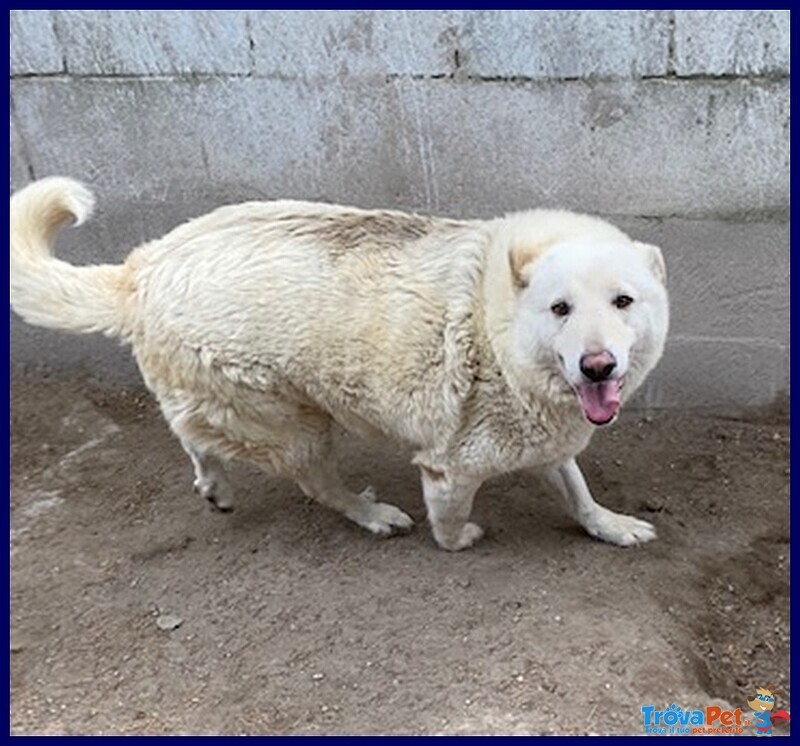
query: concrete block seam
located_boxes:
[8,69,790,84]
[12,9,789,80]
[667,334,787,349]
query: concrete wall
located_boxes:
[10,10,790,415]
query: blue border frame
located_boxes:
[6,5,794,739]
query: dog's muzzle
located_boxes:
[574,351,624,425]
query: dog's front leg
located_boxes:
[417,464,484,551]
[544,458,656,546]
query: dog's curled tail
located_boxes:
[11,177,134,337]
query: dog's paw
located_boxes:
[349,490,414,536]
[434,521,485,552]
[584,507,656,547]
[193,477,234,512]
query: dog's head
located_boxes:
[747,687,780,713]
[499,220,669,426]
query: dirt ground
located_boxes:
[10,371,790,735]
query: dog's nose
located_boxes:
[580,351,617,382]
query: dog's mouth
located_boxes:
[574,378,624,426]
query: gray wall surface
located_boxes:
[10,10,790,415]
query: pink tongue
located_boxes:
[576,380,622,424]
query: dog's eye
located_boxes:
[613,294,634,309]
[551,301,571,317]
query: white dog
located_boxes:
[10,178,669,550]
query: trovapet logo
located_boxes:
[641,703,749,735]
[745,685,790,736]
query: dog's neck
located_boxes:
[479,225,567,417]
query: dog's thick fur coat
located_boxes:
[11,178,669,550]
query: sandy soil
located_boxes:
[10,371,790,735]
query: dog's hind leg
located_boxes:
[182,440,235,512]
[294,458,414,536]
[155,392,238,512]
[544,458,656,546]
[160,388,411,534]
[416,463,484,551]
[242,410,413,536]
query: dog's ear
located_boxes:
[508,240,556,290]
[508,247,530,290]
[634,241,666,285]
